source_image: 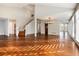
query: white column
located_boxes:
[35,17,37,37]
[34,5,37,37]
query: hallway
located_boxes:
[0,32,78,56]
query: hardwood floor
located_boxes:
[0,32,79,56]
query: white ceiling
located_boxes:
[0,3,34,8]
[38,3,76,9]
[0,3,76,23]
[36,3,76,23]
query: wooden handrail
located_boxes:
[19,16,34,31]
[23,17,34,29]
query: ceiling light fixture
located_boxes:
[45,16,54,24]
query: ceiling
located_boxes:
[0,3,77,23]
[0,3,34,8]
[36,3,76,23]
[38,3,76,9]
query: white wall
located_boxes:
[4,19,8,35]
[0,6,34,36]
[0,20,8,35]
[48,22,59,35]
[0,21,5,35]
[25,20,35,35]
[40,21,60,35]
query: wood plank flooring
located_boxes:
[0,32,79,56]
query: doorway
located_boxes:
[9,20,16,37]
[45,23,48,36]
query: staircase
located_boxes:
[18,4,35,37]
[18,15,34,37]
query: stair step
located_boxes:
[18,31,25,37]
